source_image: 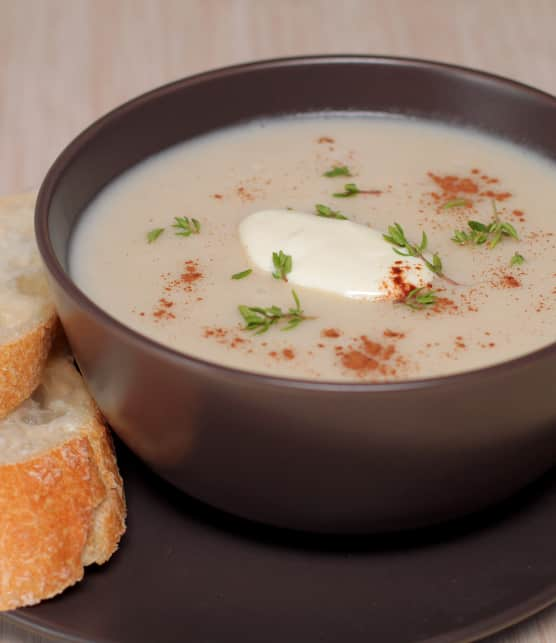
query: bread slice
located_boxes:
[0,193,57,420]
[0,351,126,611]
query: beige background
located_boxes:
[1,0,556,641]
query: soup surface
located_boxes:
[70,114,556,381]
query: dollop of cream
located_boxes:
[239,209,433,300]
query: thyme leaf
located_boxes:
[332,182,382,198]
[323,165,352,178]
[173,216,201,237]
[442,198,469,209]
[272,250,293,281]
[333,182,360,197]
[399,287,439,310]
[231,269,253,280]
[147,228,165,243]
[510,252,525,267]
[315,204,348,220]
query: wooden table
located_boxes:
[1,1,555,641]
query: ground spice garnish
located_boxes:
[336,335,402,377]
[161,259,204,295]
[321,328,341,338]
[203,327,227,339]
[428,170,513,208]
[501,274,521,288]
[153,297,176,321]
[265,348,297,360]
[341,350,379,372]
[360,336,382,356]
[213,193,223,199]
[429,172,479,198]
[381,262,429,300]
[237,186,255,201]
[481,189,511,201]
[383,329,405,339]
[488,270,522,290]
[151,261,204,322]
[427,297,459,315]
[203,326,253,351]
[180,261,203,288]
[480,173,500,184]
[318,136,335,144]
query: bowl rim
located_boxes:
[36,53,556,393]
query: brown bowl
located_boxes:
[36,55,556,533]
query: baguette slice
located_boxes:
[0,193,57,420]
[0,351,126,611]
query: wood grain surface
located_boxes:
[1,1,556,641]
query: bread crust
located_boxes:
[0,191,58,420]
[0,313,58,420]
[0,193,126,610]
[0,389,126,611]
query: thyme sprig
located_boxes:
[238,290,313,334]
[173,216,201,237]
[272,250,293,281]
[383,223,458,285]
[315,204,348,220]
[333,182,382,198]
[451,201,518,249]
[399,287,439,310]
[323,165,352,178]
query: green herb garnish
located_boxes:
[173,216,201,237]
[451,201,518,249]
[451,225,488,246]
[315,204,348,220]
[147,228,165,243]
[238,290,313,334]
[442,198,469,209]
[383,223,458,285]
[400,287,439,311]
[333,182,361,197]
[272,250,293,281]
[510,252,525,267]
[323,165,352,178]
[488,201,519,248]
[231,269,253,280]
[332,183,382,198]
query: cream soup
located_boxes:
[70,115,556,381]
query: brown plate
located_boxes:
[7,441,556,643]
